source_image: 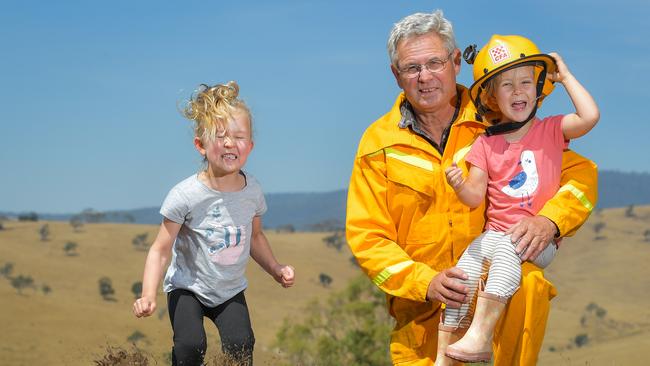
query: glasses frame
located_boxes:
[398,51,454,79]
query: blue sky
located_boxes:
[1,0,648,213]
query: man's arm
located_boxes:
[507,150,597,261]
[346,151,467,305]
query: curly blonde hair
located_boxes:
[182,81,252,142]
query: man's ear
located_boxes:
[453,48,462,76]
[193,137,206,156]
[391,64,403,90]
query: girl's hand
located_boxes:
[445,163,465,192]
[274,264,295,288]
[547,52,572,84]
[133,296,157,318]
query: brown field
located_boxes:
[0,205,649,365]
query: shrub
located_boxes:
[132,233,150,251]
[323,231,346,251]
[39,224,50,241]
[11,275,35,295]
[18,212,38,221]
[93,345,149,366]
[275,275,393,365]
[574,333,589,347]
[99,277,116,301]
[64,241,79,256]
[319,273,333,287]
[131,282,143,299]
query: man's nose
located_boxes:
[418,68,435,82]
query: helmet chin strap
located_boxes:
[485,102,539,136]
[484,64,548,137]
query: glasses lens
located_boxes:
[426,60,444,73]
[404,65,420,78]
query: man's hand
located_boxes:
[426,267,469,308]
[506,215,558,262]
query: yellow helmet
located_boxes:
[467,35,557,124]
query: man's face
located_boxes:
[391,33,461,115]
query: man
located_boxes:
[346,10,597,366]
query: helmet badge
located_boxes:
[488,44,511,64]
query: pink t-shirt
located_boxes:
[466,115,568,232]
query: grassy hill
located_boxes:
[0,223,361,365]
[1,205,649,365]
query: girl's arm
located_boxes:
[445,164,488,208]
[548,52,600,139]
[250,216,295,288]
[133,218,181,318]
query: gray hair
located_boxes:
[387,10,458,68]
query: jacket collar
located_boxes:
[357,85,487,157]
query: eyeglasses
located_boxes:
[398,52,453,79]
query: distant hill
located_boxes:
[3,170,649,229]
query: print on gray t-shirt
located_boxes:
[160,171,267,307]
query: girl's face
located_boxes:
[195,110,254,177]
[494,65,537,123]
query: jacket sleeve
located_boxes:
[346,150,438,302]
[538,149,598,237]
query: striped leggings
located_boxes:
[442,230,557,329]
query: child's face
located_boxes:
[195,111,254,177]
[494,65,537,123]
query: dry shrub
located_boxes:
[93,345,150,366]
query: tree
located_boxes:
[0,262,14,278]
[625,204,636,218]
[69,215,84,232]
[11,275,35,295]
[131,282,143,299]
[64,241,79,256]
[39,224,50,241]
[81,208,106,223]
[319,273,333,287]
[323,231,346,251]
[42,284,52,295]
[127,330,147,344]
[276,224,296,233]
[593,222,606,240]
[275,275,393,366]
[99,277,116,301]
[18,212,38,221]
[644,229,650,242]
[132,233,150,251]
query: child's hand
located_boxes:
[133,296,157,318]
[274,264,295,288]
[547,52,572,84]
[445,163,465,192]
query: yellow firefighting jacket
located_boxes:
[346,87,597,365]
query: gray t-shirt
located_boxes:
[160,171,267,307]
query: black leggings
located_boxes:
[167,289,254,366]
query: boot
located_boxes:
[434,323,465,366]
[445,291,507,363]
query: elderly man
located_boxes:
[346,10,597,366]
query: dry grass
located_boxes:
[1,205,650,365]
[0,222,359,365]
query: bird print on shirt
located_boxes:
[501,150,539,207]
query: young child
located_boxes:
[436,35,599,364]
[132,81,295,366]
